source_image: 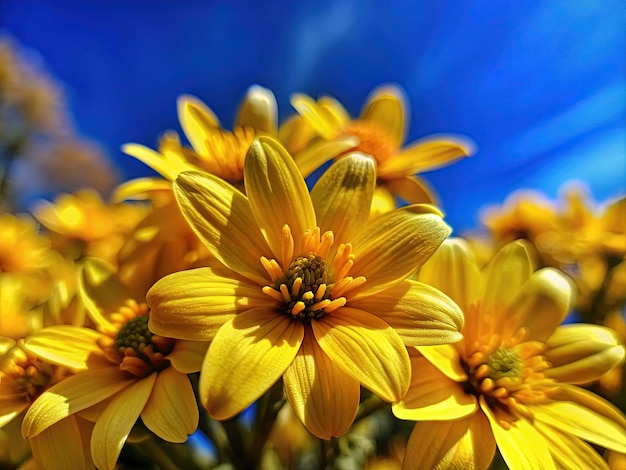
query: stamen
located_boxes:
[281,225,294,273]
[261,256,283,280]
[262,286,284,302]
[317,231,334,258]
[279,284,292,303]
[291,277,303,297]
[291,302,306,316]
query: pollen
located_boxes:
[261,224,365,322]
[343,120,396,165]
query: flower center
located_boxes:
[98,300,175,378]
[486,348,522,380]
[343,120,396,165]
[261,225,366,323]
[1,343,60,401]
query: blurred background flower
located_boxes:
[0,0,624,231]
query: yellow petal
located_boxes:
[148,267,266,341]
[290,93,343,140]
[141,368,198,443]
[177,94,220,153]
[480,396,556,470]
[403,414,495,470]
[369,185,397,219]
[91,374,157,470]
[417,344,468,382]
[544,324,625,384]
[378,136,474,178]
[312,307,410,402]
[509,268,574,342]
[112,177,174,202]
[244,137,316,257]
[350,205,451,299]
[385,175,438,205]
[174,171,272,284]
[534,420,609,470]
[80,258,134,333]
[0,400,27,428]
[318,95,352,128]
[235,85,277,135]
[292,135,359,177]
[283,330,360,439]
[393,353,476,421]
[23,367,134,438]
[350,279,464,346]
[311,152,376,247]
[121,143,197,181]
[360,85,407,149]
[551,383,626,430]
[30,416,93,470]
[531,400,626,452]
[200,308,304,420]
[481,240,534,315]
[418,237,482,314]
[23,325,103,370]
[168,340,210,373]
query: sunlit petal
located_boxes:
[174,171,271,284]
[290,93,342,140]
[417,344,468,382]
[244,137,316,257]
[394,353,476,421]
[121,143,196,181]
[312,307,410,402]
[23,368,134,438]
[350,205,450,298]
[292,136,359,177]
[385,175,438,205]
[0,400,27,428]
[23,325,103,370]
[91,374,156,470]
[200,308,304,420]
[418,237,482,313]
[148,267,267,340]
[168,340,210,373]
[350,279,463,346]
[235,85,277,134]
[360,85,407,149]
[311,153,376,247]
[177,94,220,153]
[283,330,360,439]
[30,416,93,470]
[141,368,198,443]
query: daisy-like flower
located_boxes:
[21,259,205,470]
[147,136,464,439]
[291,85,474,215]
[394,239,626,469]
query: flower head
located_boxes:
[148,136,463,439]
[291,85,474,215]
[394,239,626,469]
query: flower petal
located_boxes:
[22,367,134,438]
[177,95,221,153]
[244,137,316,257]
[168,340,210,373]
[312,307,410,402]
[23,326,103,370]
[360,85,407,149]
[481,240,534,315]
[544,324,625,384]
[385,175,438,205]
[393,352,476,421]
[91,374,157,470]
[531,399,626,452]
[200,308,304,420]
[350,205,451,298]
[112,177,174,202]
[0,400,27,428]
[403,414,495,470]
[378,136,473,178]
[30,416,93,470]
[551,383,626,430]
[418,237,482,314]
[350,279,463,346]
[534,420,609,470]
[480,395,556,470]
[121,143,196,181]
[311,152,376,247]
[174,171,271,284]
[417,344,468,382]
[292,136,359,177]
[141,368,198,443]
[290,93,343,140]
[235,85,277,135]
[509,268,574,342]
[148,267,266,341]
[283,330,360,439]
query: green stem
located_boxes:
[221,418,251,470]
[136,438,183,470]
[249,379,285,462]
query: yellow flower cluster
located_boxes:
[1,84,624,470]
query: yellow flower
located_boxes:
[21,259,205,470]
[147,136,464,439]
[394,239,626,469]
[291,85,474,215]
[0,212,52,274]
